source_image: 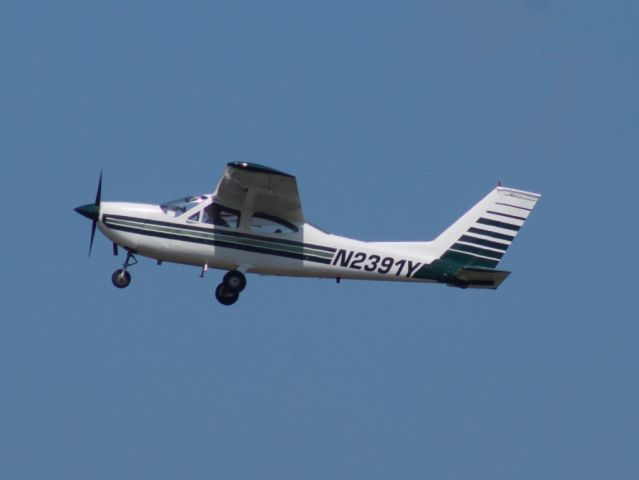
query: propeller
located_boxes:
[74,171,102,256]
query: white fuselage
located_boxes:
[97,198,440,283]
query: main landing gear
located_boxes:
[215,270,246,306]
[111,251,137,289]
[108,250,245,305]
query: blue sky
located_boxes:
[1,1,638,478]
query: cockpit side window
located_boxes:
[160,195,207,217]
[203,203,240,228]
[250,212,298,234]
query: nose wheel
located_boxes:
[111,251,137,289]
[112,269,131,288]
[215,270,246,305]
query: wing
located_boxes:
[213,162,304,225]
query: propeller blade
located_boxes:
[95,170,103,206]
[88,171,102,256]
[89,219,97,256]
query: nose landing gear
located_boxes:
[215,270,246,306]
[112,250,137,289]
[112,269,131,288]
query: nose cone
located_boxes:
[74,203,100,221]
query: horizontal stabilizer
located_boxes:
[452,267,511,289]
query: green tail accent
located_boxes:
[413,250,498,281]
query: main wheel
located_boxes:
[223,270,247,293]
[215,283,239,306]
[112,269,131,289]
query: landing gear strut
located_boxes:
[215,270,246,305]
[112,250,137,289]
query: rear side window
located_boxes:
[250,213,298,234]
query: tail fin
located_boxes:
[430,186,541,273]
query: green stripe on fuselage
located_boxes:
[104,217,334,260]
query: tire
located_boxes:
[112,269,131,289]
[223,270,247,293]
[215,283,239,306]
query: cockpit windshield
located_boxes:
[160,195,207,217]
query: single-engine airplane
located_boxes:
[75,162,540,305]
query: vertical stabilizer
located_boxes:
[429,186,541,272]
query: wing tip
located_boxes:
[227,162,294,178]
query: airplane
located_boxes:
[75,162,541,305]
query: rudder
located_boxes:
[430,186,541,272]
